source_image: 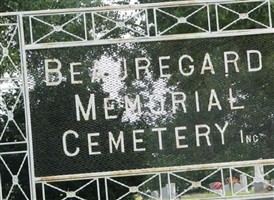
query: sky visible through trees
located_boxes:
[1,0,274,199]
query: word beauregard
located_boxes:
[44,50,262,86]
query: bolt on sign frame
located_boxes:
[1,0,274,199]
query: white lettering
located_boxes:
[208,89,222,111]
[152,127,166,150]
[149,95,165,115]
[109,131,125,153]
[159,56,171,78]
[172,92,187,113]
[201,53,215,74]
[75,94,96,121]
[133,129,145,152]
[62,130,80,157]
[195,124,211,147]
[92,61,105,82]
[175,126,188,149]
[45,59,63,86]
[70,62,83,84]
[119,58,128,81]
[135,57,150,79]
[104,98,117,119]
[215,122,229,145]
[224,51,239,74]
[87,133,101,155]
[228,88,244,110]
[195,91,200,112]
[179,55,194,76]
[125,95,141,115]
[247,50,262,72]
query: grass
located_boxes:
[180,190,255,199]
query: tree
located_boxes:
[1,0,274,199]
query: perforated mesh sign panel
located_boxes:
[27,34,274,178]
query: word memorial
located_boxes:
[28,38,274,178]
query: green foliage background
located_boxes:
[1,0,274,199]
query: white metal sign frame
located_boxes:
[1,0,274,199]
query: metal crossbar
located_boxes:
[1,0,274,199]
[0,0,271,50]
